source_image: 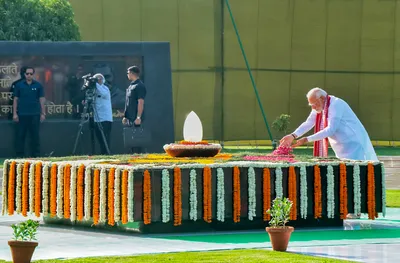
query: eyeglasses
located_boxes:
[25,73,33,75]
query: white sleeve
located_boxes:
[307,101,344,142]
[292,110,317,138]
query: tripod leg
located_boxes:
[72,123,85,155]
[95,122,111,155]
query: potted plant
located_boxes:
[265,197,294,252]
[8,219,39,263]
[271,114,291,150]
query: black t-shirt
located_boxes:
[124,79,146,121]
[13,80,45,116]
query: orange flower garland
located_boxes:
[339,163,348,219]
[7,161,17,215]
[35,162,42,217]
[50,164,58,217]
[288,166,297,220]
[367,163,376,220]
[77,165,85,221]
[233,166,241,223]
[22,162,30,217]
[203,166,212,223]
[92,169,100,225]
[121,170,128,224]
[63,164,71,219]
[174,167,182,226]
[314,165,322,219]
[263,168,271,221]
[107,168,116,226]
[143,170,152,225]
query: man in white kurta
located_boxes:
[280,88,377,161]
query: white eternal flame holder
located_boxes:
[163,111,222,157]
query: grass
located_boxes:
[387,190,400,208]
[0,249,354,263]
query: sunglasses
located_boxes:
[25,72,34,75]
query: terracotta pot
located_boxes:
[8,240,38,263]
[265,226,294,252]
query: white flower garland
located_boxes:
[84,166,92,221]
[353,164,361,215]
[15,163,23,214]
[99,168,107,223]
[382,165,386,217]
[217,168,225,222]
[56,164,64,218]
[1,160,9,215]
[28,163,35,214]
[189,169,198,221]
[114,168,121,223]
[70,165,77,222]
[326,165,335,219]
[275,167,283,198]
[127,169,134,222]
[247,167,256,221]
[300,165,308,219]
[42,163,50,216]
[161,169,170,223]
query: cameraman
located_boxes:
[92,73,113,155]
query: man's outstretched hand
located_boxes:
[280,134,294,147]
[292,137,308,148]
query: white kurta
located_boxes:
[292,96,378,161]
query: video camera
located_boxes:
[81,74,98,104]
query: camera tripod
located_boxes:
[72,88,111,155]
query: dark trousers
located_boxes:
[94,121,112,155]
[16,115,40,158]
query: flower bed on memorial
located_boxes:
[0,151,386,233]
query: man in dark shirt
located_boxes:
[8,66,27,120]
[123,66,146,153]
[13,67,46,158]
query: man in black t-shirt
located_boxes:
[123,66,146,153]
[8,66,27,120]
[13,67,46,158]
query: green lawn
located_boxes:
[387,190,400,208]
[0,249,354,263]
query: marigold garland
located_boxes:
[263,168,271,221]
[367,163,376,220]
[50,164,58,217]
[108,168,116,226]
[7,161,17,215]
[22,162,30,217]
[121,170,128,224]
[174,167,182,226]
[339,163,348,219]
[314,165,322,219]
[203,166,212,223]
[63,164,71,219]
[233,166,241,223]
[288,166,297,220]
[77,165,85,221]
[92,169,100,225]
[35,162,42,217]
[143,170,152,225]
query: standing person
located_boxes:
[9,66,27,120]
[13,67,46,158]
[122,66,146,153]
[280,87,377,161]
[92,73,113,155]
